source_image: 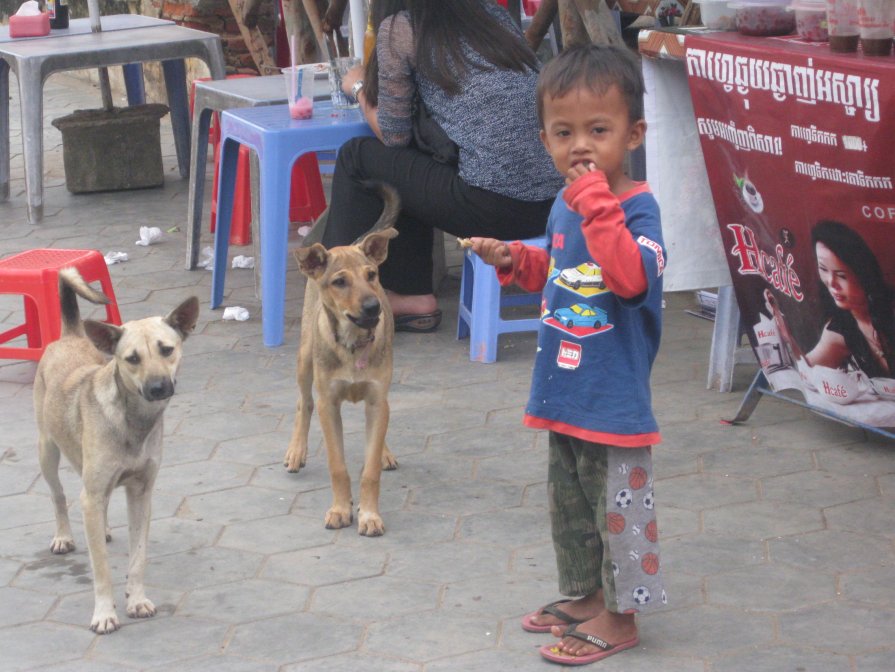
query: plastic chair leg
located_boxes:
[211,137,241,310]
[161,59,190,178]
[457,252,473,341]
[258,149,294,347]
[122,63,145,105]
[468,256,502,364]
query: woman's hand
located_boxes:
[470,237,512,269]
[341,64,365,96]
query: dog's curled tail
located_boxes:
[58,267,111,337]
[360,180,401,236]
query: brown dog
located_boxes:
[33,268,198,633]
[283,183,400,536]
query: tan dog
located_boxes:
[33,268,198,633]
[283,184,400,536]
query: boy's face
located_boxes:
[540,84,645,192]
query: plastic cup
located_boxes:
[825,0,860,51]
[328,56,361,110]
[282,66,315,120]
[857,0,895,55]
[790,0,828,40]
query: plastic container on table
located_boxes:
[825,0,859,51]
[8,11,50,37]
[697,0,738,29]
[789,0,829,40]
[731,0,796,35]
[857,0,895,56]
[282,65,317,120]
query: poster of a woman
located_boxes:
[761,221,895,424]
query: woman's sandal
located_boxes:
[394,309,442,333]
[539,624,639,665]
[520,599,583,633]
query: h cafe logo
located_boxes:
[557,340,582,370]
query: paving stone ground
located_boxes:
[1,72,893,672]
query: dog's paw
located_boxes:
[358,511,385,537]
[90,610,120,634]
[283,446,307,473]
[50,536,75,554]
[324,507,353,529]
[381,447,399,471]
[127,598,156,619]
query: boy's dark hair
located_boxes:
[536,44,645,126]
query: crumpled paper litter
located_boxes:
[222,307,250,322]
[232,255,255,269]
[198,246,215,270]
[135,226,162,246]
[104,251,129,265]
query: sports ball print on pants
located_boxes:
[605,446,667,613]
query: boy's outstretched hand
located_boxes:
[566,162,600,186]
[468,237,512,269]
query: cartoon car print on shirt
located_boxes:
[554,303,607,328]
[544,303,613,337]
[559,262,606,290]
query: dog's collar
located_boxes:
[350,330,375,370]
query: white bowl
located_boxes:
[698,0,737,29]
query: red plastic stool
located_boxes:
[0,249,122,361]
[190,77,328,247]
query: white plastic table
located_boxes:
[0,18,226,223]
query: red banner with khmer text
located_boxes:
[686,32,895,427]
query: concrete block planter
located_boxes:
[51,104,169,193]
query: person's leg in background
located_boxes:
[324,137,553,323]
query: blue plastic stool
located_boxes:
[211,103,375,347]
[456,236,546,363]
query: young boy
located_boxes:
[469,44,667,665]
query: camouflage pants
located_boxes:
[548,431,667,613]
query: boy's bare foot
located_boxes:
[549,610,638,658]
[526,591,605,630]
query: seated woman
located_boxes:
[766,219,895,378]
[322,0,562,332]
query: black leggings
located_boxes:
[323,137,555,295]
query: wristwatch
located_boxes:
[350,79,364,99]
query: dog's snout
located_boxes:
[361,296,381,318]
[144,378,175,402]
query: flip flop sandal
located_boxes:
[539,625,639,666]
[394,309,442,333]
[521,599,582,633]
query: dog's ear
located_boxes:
[84,320,124,355]
[360,227,398,266]
[294,244,329,279]
[165,296,200,341]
